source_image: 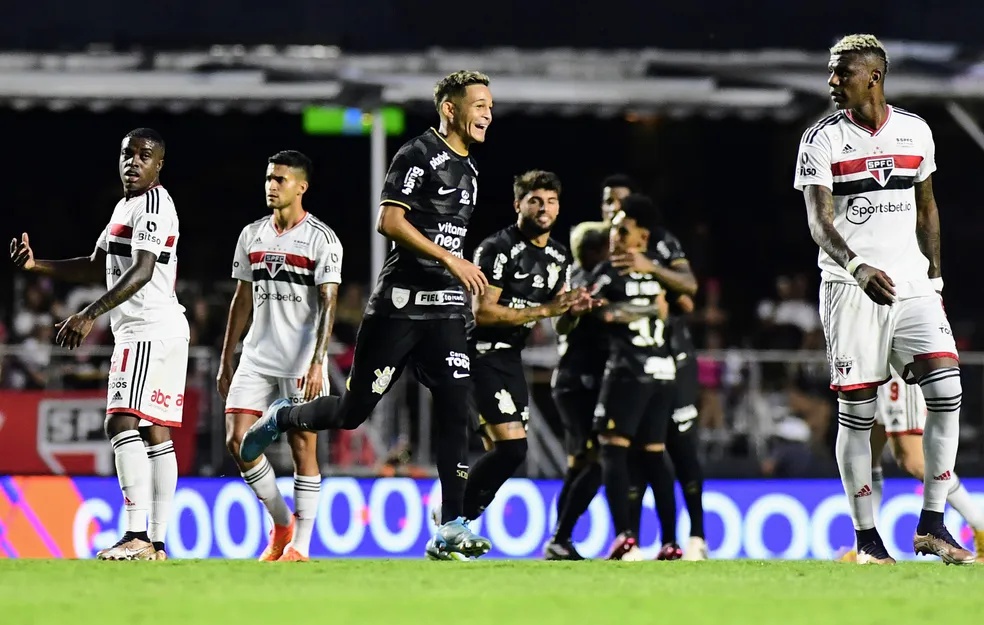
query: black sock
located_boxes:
[627,447,646,535]
[152,541,165,552]
[917,510,945,535]
[462,438,528,520]
[433,385,471,524]
[856,527,882,547]
[642,450,678,545]
[682,481,704,539]
[124,530,151,543]
[278,396,341,431]
[600,445,632,535]
[555,465,581,522]
[554,462,602,543]
[667,429,705,538]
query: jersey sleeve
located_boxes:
[472,235,510,289]
[651,232,688,266]
[231,226,252,282]
[916,124,937,183]
[95,224,109,252]
[379,144,430,211]
[129,195,175,259]
[793,126,833,191]
[315,233,344,286]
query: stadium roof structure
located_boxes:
[2,41,984,120]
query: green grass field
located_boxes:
[2,559,981,625]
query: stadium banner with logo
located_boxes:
[1,476,981,560]
[0,390,201,476]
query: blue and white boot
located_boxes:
[240,398,291,463]
[425,517,491,561]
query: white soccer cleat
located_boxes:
[682,536,709,561]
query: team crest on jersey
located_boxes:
[371,366,396,395]
[391,287,410,309]
[547,263,561,289]
[834,356,853,378]
[495,389,517,416]
[866,157,895,186]
[263,252,286,276]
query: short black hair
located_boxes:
[513,169,562,202]
[619,194,662,232]
[124,128,165,155]
[268,150,313,180]
[602,174,636,193]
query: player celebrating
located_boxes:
[795,34,972,564]
[462,170,596,524]
[218,151,341,562]
[588,195,677,560]
[10,128,187,560]
[839,367,984,563]
[241,71,494,560]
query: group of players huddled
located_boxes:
[10,32,983,564]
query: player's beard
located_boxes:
[519,215,553,238]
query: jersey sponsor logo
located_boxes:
[866,157,895,185]
[532,275,545,288]
[262,253,286,277]
[371,366,396,395]
[391,287,410,309]
[625,279,663,297]
[137,231,162,245]
[414,290,466,306]
[495,389,517,416]
[492,253,508,281]
[799,152,818,177]
[435,222,466,258]
[445,351,470,370]
[845,196,913,225]
[401,167,425,195]
[459,190,472,205]
[150,389,183,409]
[254,284,303,305]
[510,242,526,259]
[429,151,451,170]
[545,246,566,263]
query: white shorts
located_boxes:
[819,281,958,391]
[107,338,189,427]
[225,364,329,416]
[875,369,926,436]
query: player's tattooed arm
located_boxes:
[804,185,856,269]
[80,250,156,319]
[599,295,669,324]
[474,285,551,326]
[914,176,942,279]
[313,283,339,366]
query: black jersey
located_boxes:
[555,264,608,380]
[648,228,696,359]
[366,128,480,320]
[470,224,572,353]
[589,261,676,382]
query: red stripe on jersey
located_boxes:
[109,224,132,238]
[248,251,316,270]
[165,236,175,247]
[831,154,924,176]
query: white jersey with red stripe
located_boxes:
[232,212,343,378]
[95,186,189,343]
[793,105,936,286]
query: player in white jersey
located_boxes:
[10,128,187,561]
[794,34,973,565]
[217,150,342,562]
[839,367,984,563]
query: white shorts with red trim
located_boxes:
[107,338,189,427]
[875,369,926,436]
[820,280,958,392]
[225,363,329,416]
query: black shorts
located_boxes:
[593,373,674,445]
[347,315,472,397]
[551,371,602,456]
[470,349,529,431]
[670,358,699,434]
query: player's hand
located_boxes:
[656,291,669,320]
[564,291,607,318]
[54,312,95,350]
[855,264,896,305]
[10,232,35,270]
[611,250,657,275]
[443,255,488,296]
[543,287,588,317]
[302,363,324,402]
[216,361,234,401]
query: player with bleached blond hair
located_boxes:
[795,33,973,564]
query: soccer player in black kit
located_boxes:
[462,170,597,523]
[588,195,679,560]
[241,70,495,560]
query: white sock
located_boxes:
[291,474,321,556]
[947,475,984,530]
[147,440,177,544]
[870,465,884,525]
[242,456,292,527]
[920,368,962,513]
[111,430,151,533]
[835,397,877,530]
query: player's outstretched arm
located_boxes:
[914,175,942,282]
[474,285,587,327]
[9,233,105,284]
[217,280,254,400]
[598,293,668,325]
[377,203,487,295]
[302,283,339,402]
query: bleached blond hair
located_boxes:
[830,34,889,73]
[433,70,491,114]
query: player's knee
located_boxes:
[104,413,139,439]
[139,423,171,445]
[494,437,528,467]
[225,430,244,461]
